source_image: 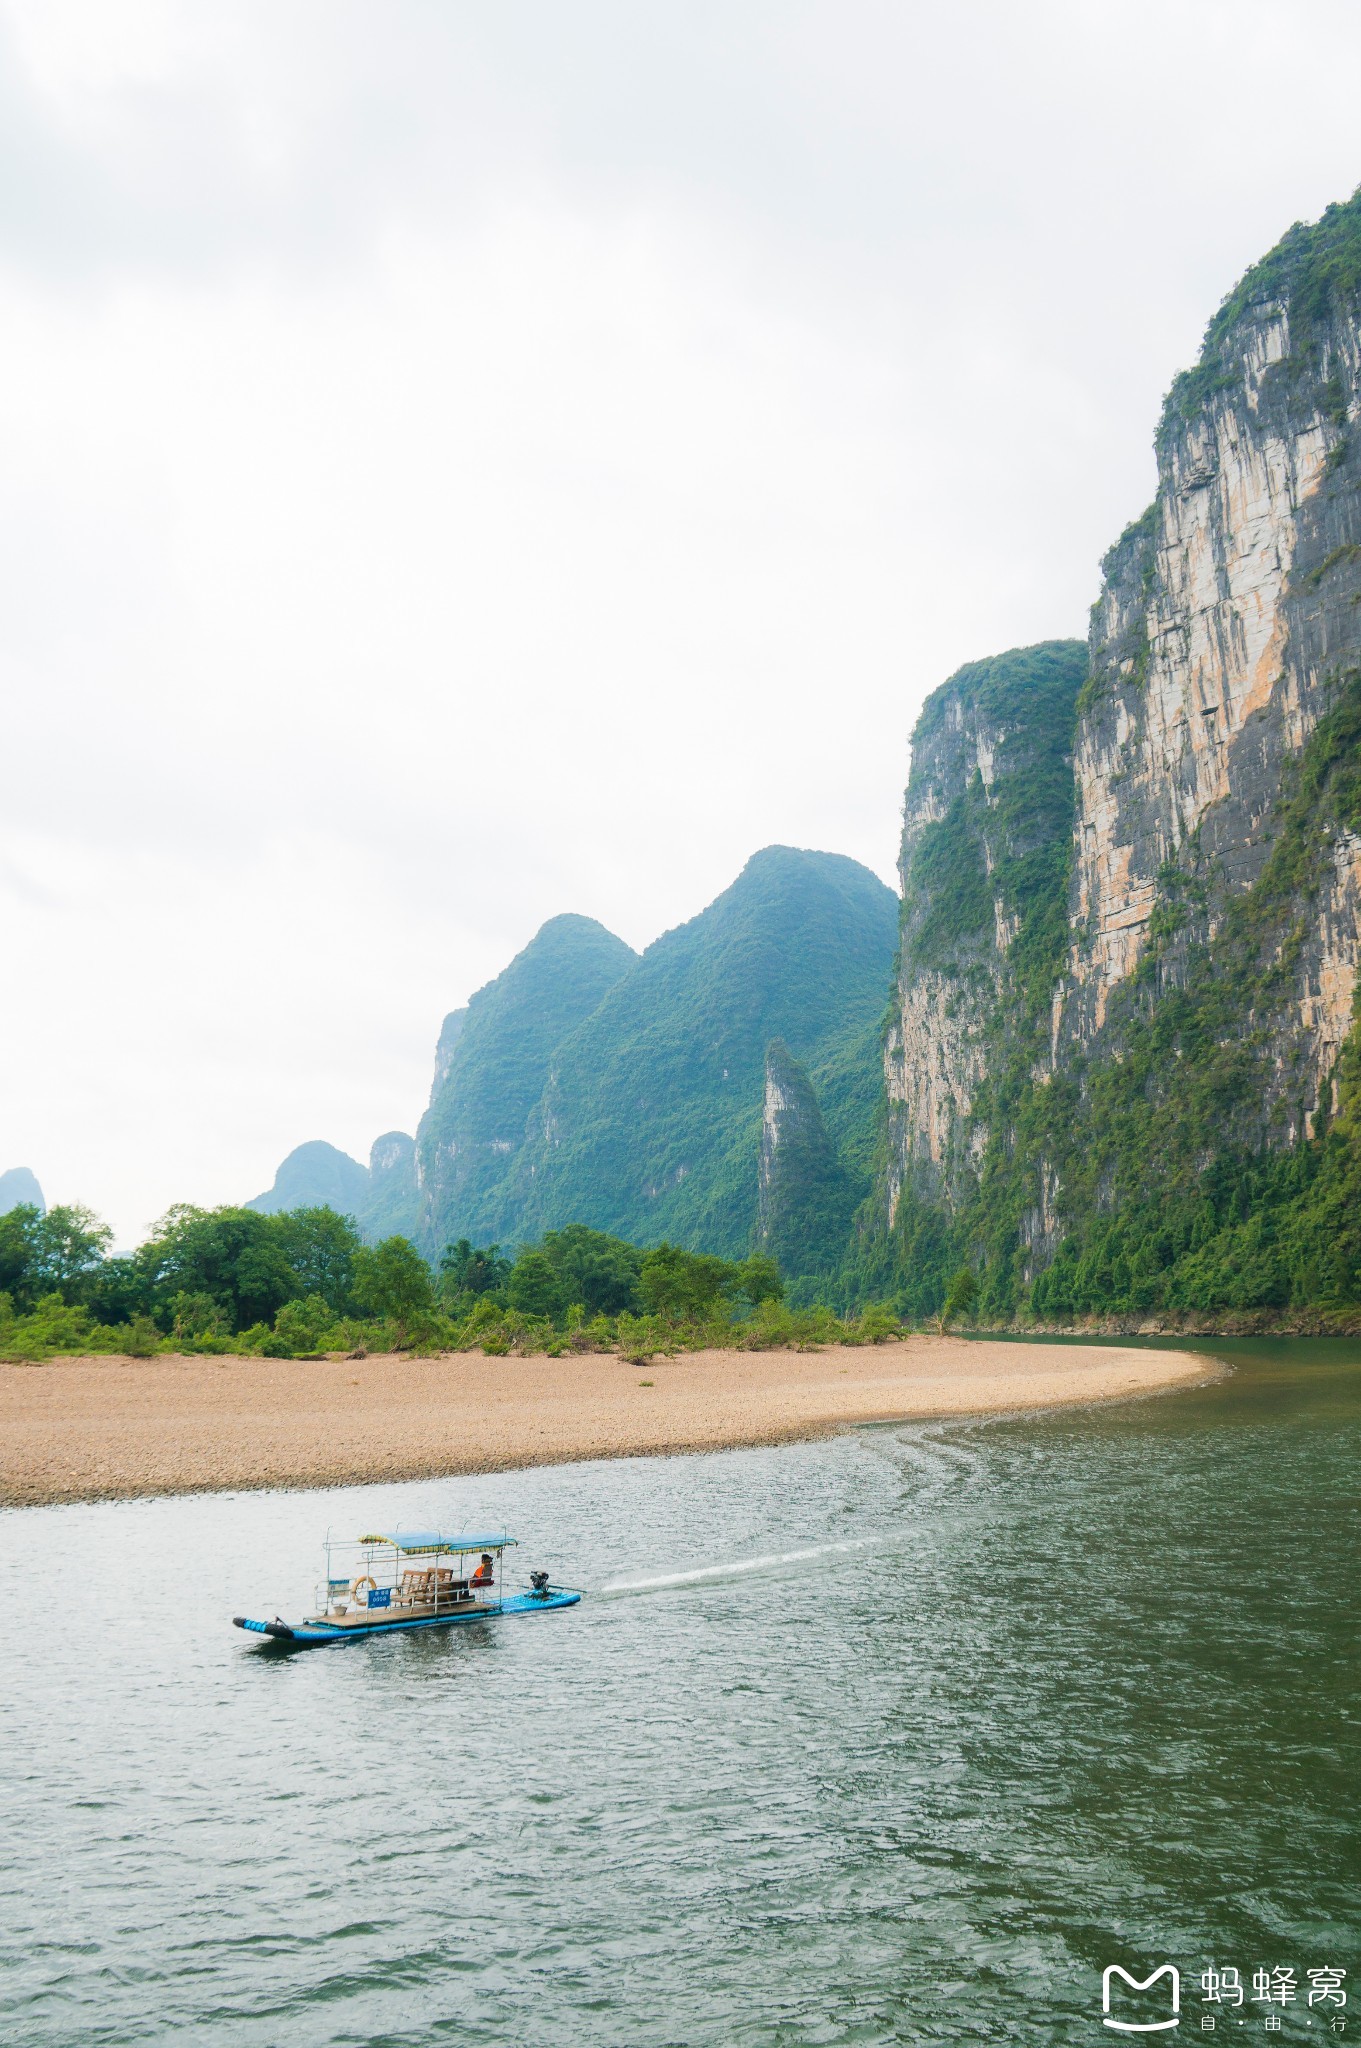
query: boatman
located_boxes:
[470,1553,495,1588]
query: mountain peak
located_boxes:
[0,1166,45,1217]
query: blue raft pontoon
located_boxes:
[233,1528,581,1648]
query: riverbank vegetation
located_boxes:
[0,1205,906,1363]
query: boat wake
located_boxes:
[600,1534,883,1598]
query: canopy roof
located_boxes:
[351,1530,517,1554]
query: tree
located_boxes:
[272,1206,365,1312]
[732,1254,784,1308]
[168,1292,231,1345]
[31,1205,114,1300]
[137,1205,299,1332]
[85,1256,151,1327]
[0,1203,113,1309]
[538,1225,642,1317]
[351,1236,435,1338]
[267,1294,341,1357]
[0,1205,41,1310]
[938,1266,979,1332]
[637,1243,737,1320]
[440,1239,512,1300]
[506,1250,567,1321]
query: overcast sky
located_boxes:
[4,0,1361,1244]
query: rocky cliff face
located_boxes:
[429,1010,467,1103]
[885,643,1086,1220]
[1062,207,1361,1137]
[756,1038,855,1276]
[363,1131,421,1239]
[873,192,1361,1325]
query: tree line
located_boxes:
[0,1202,913,1360]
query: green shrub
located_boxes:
[169,1291,232,1350]
[121,1313,164,1358]
[265,1294,345,1358]
[0,1293,106,1361]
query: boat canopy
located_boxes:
[354,1530,518,1554]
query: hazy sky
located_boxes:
[5,0,1361,1243]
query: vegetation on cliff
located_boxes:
[901,641,1086,1007]
[756,1039,859,1284]
[1166,182,1361,428]
[862,659,1361,1328]
[1023,670,1361,1324]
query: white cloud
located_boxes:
[3,0,1360,1241]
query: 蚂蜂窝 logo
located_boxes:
[1103,1964,1181,2032]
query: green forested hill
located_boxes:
[249,1140,371,1217]
[415,913,639,1247]
[485,846,898,1258]
[248,1135,422,1241]
[252,851,896,1272]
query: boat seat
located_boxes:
[395,1568,476,1607]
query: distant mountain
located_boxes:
[251,847,898,1280]
[249,1140,370,1216]
[416,914,639,1247]
[486,846,898,1260]
[0,1167,45,1216]
[247,1134,419,1241]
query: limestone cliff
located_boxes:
[1062,197,1361,1142]
[363,1131,421,1240]
[429,1010,467,1104]
[756,1039,856,1277]
[885,642,1086,1219]
[870,190,1361,1325]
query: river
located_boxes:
[2,1337,1356,2044]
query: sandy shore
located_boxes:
[0,1337,1214,1510]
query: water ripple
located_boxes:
[1,1337,1357,2045]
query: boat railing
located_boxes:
[310,1532,513,1622]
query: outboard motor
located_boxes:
[529,1570,551,1598]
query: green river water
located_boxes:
[1,1337,1356,2044]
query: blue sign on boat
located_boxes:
[366,1587,392,1609]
